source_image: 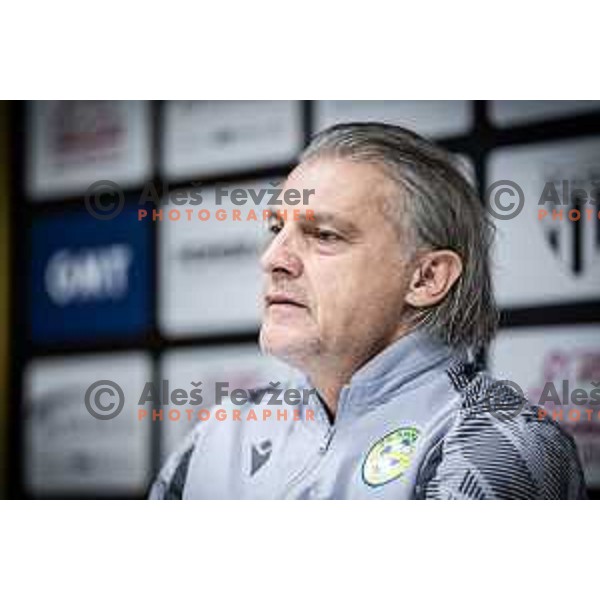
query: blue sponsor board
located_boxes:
[29,202,151,344]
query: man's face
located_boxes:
[259,157,414,374]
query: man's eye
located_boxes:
[268,220,283,235]
[314,229,341,243]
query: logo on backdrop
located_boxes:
[538,167,600,277]
[29,204,151,343]
[50,101,125,164]
[44,244,132,306]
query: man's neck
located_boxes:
[304,326,415,419]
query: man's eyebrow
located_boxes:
[297,212,360,234]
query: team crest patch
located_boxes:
[362,426,421,487]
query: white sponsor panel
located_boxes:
[162,101,302,179]
[24,353,152,494]
[160,345,301,459]
[490,325,600,487]
[488,137,600,308]
[27,100,152,200]
[491,101,600,127]
[315,101,471,138]
[159,181,274,336]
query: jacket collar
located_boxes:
[302,327,467,426]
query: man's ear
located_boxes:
[404,250,463,308]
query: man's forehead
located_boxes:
[283,157,392,215]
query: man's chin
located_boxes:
[259,324,317,367]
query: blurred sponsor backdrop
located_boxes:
[1,100,600,498]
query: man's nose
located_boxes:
[260,227,303,278]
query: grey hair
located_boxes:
[299,122,499,353]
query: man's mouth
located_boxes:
[265,293,307,310]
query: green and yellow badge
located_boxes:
[362,426,421,487]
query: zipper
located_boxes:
[281,386,348,497]
[282,426,335,497]
[320,427,335,453]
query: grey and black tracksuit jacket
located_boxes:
[149,329,586,499]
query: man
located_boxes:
[150,122,586,499]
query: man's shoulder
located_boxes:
[418,362,587,499]
[147,422,204,500]
[147,378,313,499]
